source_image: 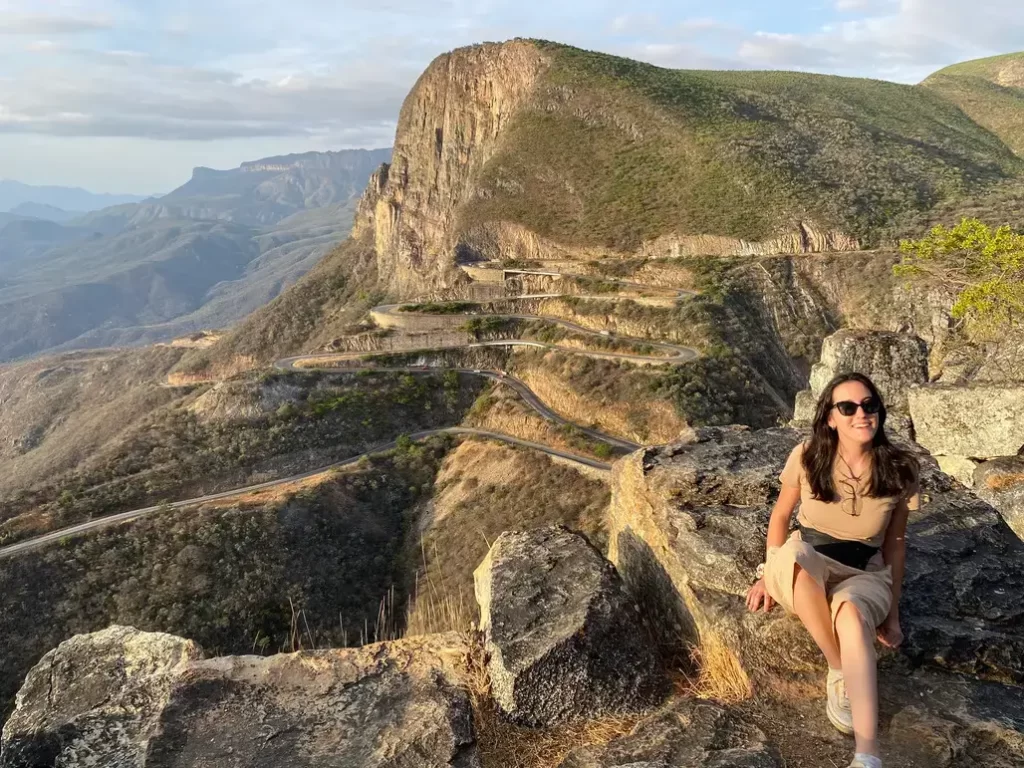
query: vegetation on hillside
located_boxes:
[0,370,484,545]
[923,52,1024,157]
[459,42,1022,252]
[0,348,187,495]
[405,440,609,636]
[878,178,1024,243]
[397,301,480,314]
[895,217,1024,336]
[175,236,382,375]
[0,438,452,725]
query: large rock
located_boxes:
[607,426,1024,693]
[875,668,1024,768]
[908,382,1024,458]
[474,526,666,726]
[974,457,1024,541]
[0,626,203,768]
[792,329,929,428]
[742,665,1024,767]
[1,627,480,768]
[558,698,778,768]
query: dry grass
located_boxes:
[517,362,685,444]
[986,472,1024,491]
[166,355,257,386]
[461,643,642,768]
[404,579,477,638]
[163,331,224,349]
[197,470,338,510]
[404,440,609,642]
[466,388,611,461]
[688,635,753,704]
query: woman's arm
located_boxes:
[746,484,801,612]
[878,497,911,647]
[766,484,801,556]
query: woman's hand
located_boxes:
[745,578,774,613]
[876,615,903,648]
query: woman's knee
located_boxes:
[834,601,867,637]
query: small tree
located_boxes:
[895,218,1024,337]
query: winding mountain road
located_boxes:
[0,264,698,560]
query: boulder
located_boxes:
[607,426,1024,693]
[934,455,979,487]
[1,628,480,768]
[792,329,929,429]
[974,457,1024,541]
[742,665,1024,767]
[876,668,1024,768]
[908,382,1024,458]
[474,526,666,726]
[557,698,778,768]
[0,626,203,768]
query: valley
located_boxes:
[1,38,1023,768]
[0,149,390,361]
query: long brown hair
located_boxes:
[805,372,918,502]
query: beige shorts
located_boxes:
[764,531,893,633]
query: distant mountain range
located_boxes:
[0,180,146,214]
[8,203,84,223]
[0,148,391,362]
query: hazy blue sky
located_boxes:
[1,0,1022,193]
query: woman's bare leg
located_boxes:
[834,601,879,756]
[791,564,843,669]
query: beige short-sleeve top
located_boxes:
[780,442,919,548]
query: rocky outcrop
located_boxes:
[975,457,1024,540]
[457,221,858,270]
[640,224,859,259]
[353,41,551,296]
[1,627,479,768]
[791,329,929,432]
[474,526,666,726]
[908,382,1024,457]
[875,668,1024,768]
[607,426,1024,692]
[1,626,203,768]
[557,698,777,768]
[187,376,307,421]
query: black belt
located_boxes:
[798,525,879,571]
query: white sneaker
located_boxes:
[826,668,854,735]
[848,754,882,768]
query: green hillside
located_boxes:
[922,52,1024,158]
[459,42,1022,251]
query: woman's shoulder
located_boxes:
[780,441,809,487]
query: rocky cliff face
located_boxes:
[353,41,551,296]
[607,426,1024,689]
[791,329,929,434]
[1,627,479,768]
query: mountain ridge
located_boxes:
[921,51,1024,157]
[0,149,391,362]
[0,180,146,214]
[195,38,1024,377]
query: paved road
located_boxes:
[277,362,641,452]
[371,304,699,364]
[0,264,695,560]
[0,427,612,560]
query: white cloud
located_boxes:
[0,13,113,34]
[1,0,1023,191]
[608,13,660,35]
[738,0,1024,81]
[834,0,896,11]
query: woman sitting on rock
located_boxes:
[745,372,920,768]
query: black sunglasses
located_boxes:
[830,397,881,417]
